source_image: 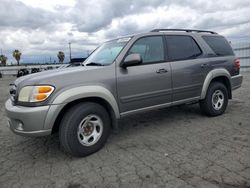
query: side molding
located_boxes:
[201,68,231,99]
[52,85,120,118]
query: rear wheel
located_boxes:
[59,102,111,157]
[200,82,228,116]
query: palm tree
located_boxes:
[12,49,22,66]
[0,55,7,66]
[57,51,65,63]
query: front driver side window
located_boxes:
[128,36,164,64]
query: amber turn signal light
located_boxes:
[38,86,53,93]
[35,94,47,101]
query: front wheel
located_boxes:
[59,102,111,157]
[200,82,228,116]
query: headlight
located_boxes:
[18,85,55,102]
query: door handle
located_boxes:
[201,63,210,68]
[156,68,168,74]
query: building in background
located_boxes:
[231,42,250,70]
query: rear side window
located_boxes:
[166,35,202,61]
[202,36,234,56]
[128,36,164,64]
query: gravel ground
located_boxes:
[0,73,250,188]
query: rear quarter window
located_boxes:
[202,36,234,56]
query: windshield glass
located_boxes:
[84,37,131,66]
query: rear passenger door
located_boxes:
[165,35,210,102]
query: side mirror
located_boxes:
[120,53,142,68]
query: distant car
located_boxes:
[31,68,40,73]
[17,69,29,77]
[45,66,53,70]
[58,58,87,69]
[70,58,87,66]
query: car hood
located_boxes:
[14,66,104,89]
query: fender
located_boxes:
[201,68,231,99]
[43,86,120,130]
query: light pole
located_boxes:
[68,42,72,62]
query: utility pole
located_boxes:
[68,42,72,62]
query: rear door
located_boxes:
[165,35,211,102]
[116,36,172,114]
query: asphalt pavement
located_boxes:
[0,73,250,188]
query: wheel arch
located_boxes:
[43,85,120,134]
[201,68,232,99]
[51,97,118,134]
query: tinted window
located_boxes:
[202,36,234,56]
[128,36,164,63]
[166,35,202,61]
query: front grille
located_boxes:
[9,84,17,103]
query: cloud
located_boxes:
[69,0,167,32]
[1,0,250,64]
[0,0,60,31]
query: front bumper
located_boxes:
[231,74,243,90]
[5,99,52,137]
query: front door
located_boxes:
[116,36,172,114]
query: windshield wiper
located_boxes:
[215,53,223,56]
[187,53,201,59]
[85,62,104,66]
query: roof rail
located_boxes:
[150,29,217,34]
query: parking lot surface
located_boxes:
[0,73,250,188]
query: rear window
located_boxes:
[166,35,202,61]
[202,36,234,56]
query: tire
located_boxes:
[200,82,228,116]
[59,102,111,157]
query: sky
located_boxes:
[1,0,250,64]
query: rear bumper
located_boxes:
[231,74,243,90]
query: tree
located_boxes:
[0,55,7,66]
[12,49,22,66]
[57,51,65,63]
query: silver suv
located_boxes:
[5,29,243,156]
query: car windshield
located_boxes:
[84,37,131,66]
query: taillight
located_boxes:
[234,59,240,71]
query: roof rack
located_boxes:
[150,29,217,34]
